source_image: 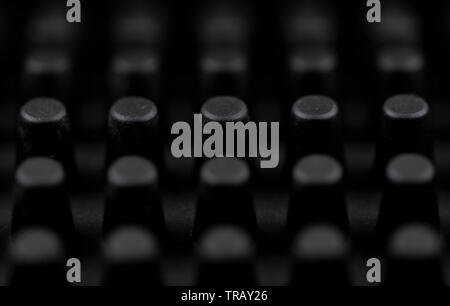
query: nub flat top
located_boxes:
[292,95,338,121]
[21,98,67,124]
[12,227,64,264]
[110,97,158,123]
[113,49,159,73]
[16,157,64,188]
[104,226,159,263]
[26,48,70,74]
[197,225,253,261]
[387,154,434,184]
[202,96,248,122]
[388,223,441,259]
[383,95,428,120]
[292,224,347,259]
[378,46,424,72]
[290,47,336,72]
[293,155,342,186]
[108,156,158,187]
[201,158,250,187]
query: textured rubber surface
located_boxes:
[0,0,450,286]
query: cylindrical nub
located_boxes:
[289,155,347,234]
[195,158,255,237]
[103,225,161,285]
[201,96,249,123]
[10,227,66,285]
[386,223,443,285]
[377,95,432,168]
[200,96,250,162]
[288,47,337,98]
[290,95,341,160]
[16,157,65,188]
[386,153,435,185]
[107,97,161,165]
[13,157,73,237]
[200,47,249,99]
[292,154,343,188]
[110,48,161,100]
[378,46,424,74]
[197,224,255,286]
[23,47,72,100]
[108,156,158,188]
[17,98,75,175]
[200,157,250,188]
[377,46,425,96]
[291,224,349,285]
[382,95,430,139]
[377,154,439,241]
[104,156,165,237]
